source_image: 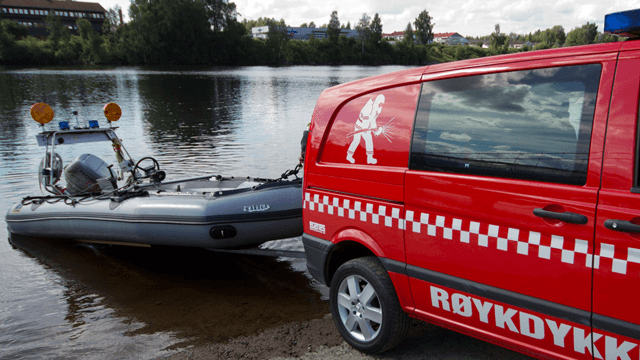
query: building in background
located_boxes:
[433,32,469,45]
[509,41,535,49]
[252,26,358,41]
[0,0,106,38]
[381,31,404,43]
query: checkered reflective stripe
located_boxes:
[304,191,640,276]
[303,192,405,229]
[405,211,640,275]
[594,244,640,275]
[405,211,594,267]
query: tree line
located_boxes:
[0,1,623,67]
[474,22,618,52]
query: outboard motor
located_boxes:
[64,154,117,195]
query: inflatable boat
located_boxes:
[5,103,303,249]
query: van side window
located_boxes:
[410,64,601,185]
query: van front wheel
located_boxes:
[329,257,409,354]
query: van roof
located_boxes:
[423,41,628,75]
[333,41,637,92]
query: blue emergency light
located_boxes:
[59,121,70,130]
[88,120,99,129]
[604,9,640,38]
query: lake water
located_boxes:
[0,66,412,359]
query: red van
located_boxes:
[302,9,640,359]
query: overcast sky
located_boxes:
[98,0,638,37]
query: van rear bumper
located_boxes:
[302,233,333,285]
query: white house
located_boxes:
[382,31,405,42]
[433,32,470,45]
[251,26,357,40]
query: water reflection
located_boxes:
[138,75,239,142]
[9,234,328,358]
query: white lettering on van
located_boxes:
[574,328,602,359]
[472,298,493,324]
[430,286,450,311]
[495,305,519,333]
[545,319,571,348]
[605,336,637,360]
[309,221,325,234]
[429,286,639,359]
[451,293,472,317]
[519,312,544,340]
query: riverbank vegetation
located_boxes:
[0,0,623,66]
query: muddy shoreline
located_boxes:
[158,315,535,360]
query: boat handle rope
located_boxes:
[280,164,302,180]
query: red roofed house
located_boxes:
[433,32,469,45]
[0,0,107,38]
[382,31,405,42]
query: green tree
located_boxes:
[103,5,122,34]
[266,18,289,64]
[2,19,28,39]
[369,13,382,44]
[45,13,69,50]
[355,13,370,54]
[326,11,340,42]
[565,22,598,46]
[596,32,619,43]
[203,0,237,35]
[490,23,508,53]
[403,22,414,45]
[413,10,434,45]
[128,0,212,64]
[213,17,249,65]
[345,21,351,30]
[548,25,566,46]
[77,18,103,63]
[0,20,19,63]
[309,21,316,28]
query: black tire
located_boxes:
[329,256,410,354]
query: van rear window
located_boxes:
[410,64,601,185]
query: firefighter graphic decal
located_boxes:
[346,94,395,164]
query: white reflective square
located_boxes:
[600,243,615,258]
[612,259,627,274]
[528,232,541,245]
[517,242,529,255]
[627,248,640,264]
[574,239,588,254]
[539,246,551,259]
[561,249,575,264]
[478,234,488,247]
[420,213,429,224]
[488,225,499,237]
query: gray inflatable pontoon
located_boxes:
[5,103,303,249]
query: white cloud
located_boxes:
[440,132,473,142]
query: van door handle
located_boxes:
[533,208,588,225]
[604,219,640,233]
